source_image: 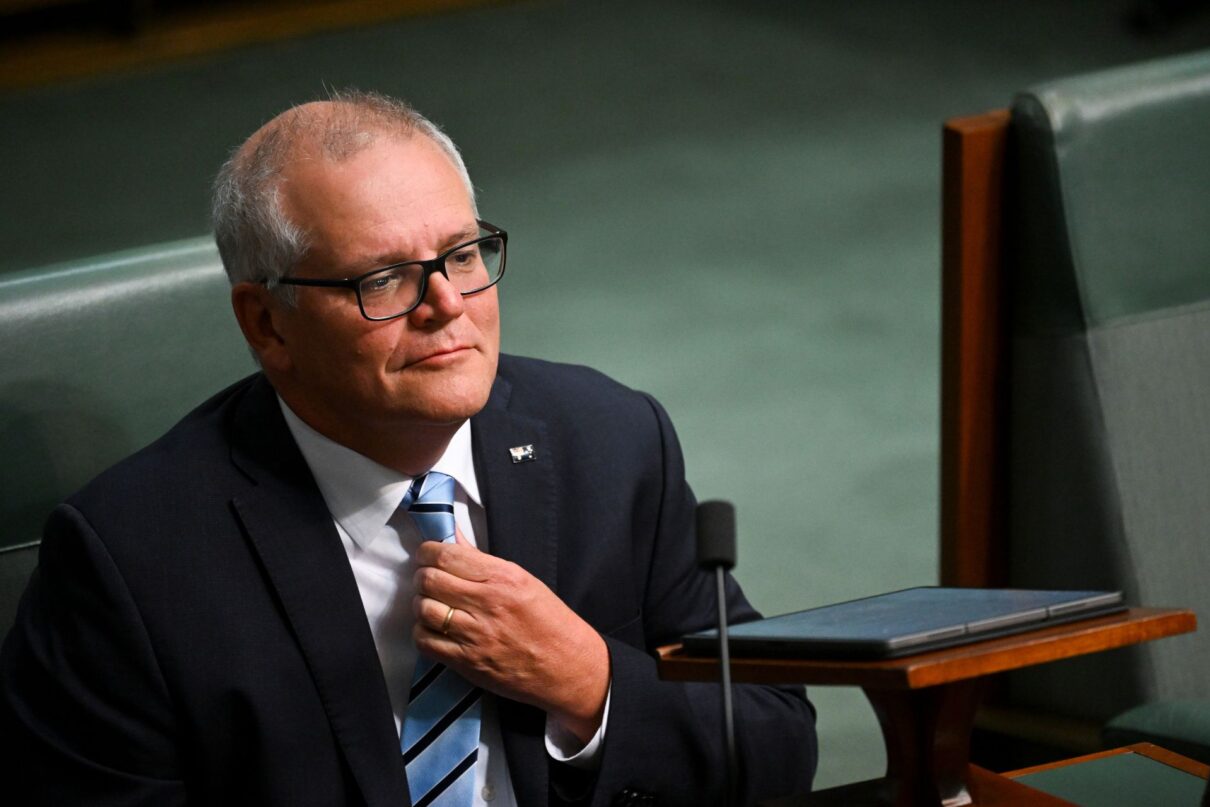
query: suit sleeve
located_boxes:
[586,394,818,806]
[0,504,186,806]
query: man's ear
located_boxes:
[231,282,293,374]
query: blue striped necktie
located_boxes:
[400,471,482,807]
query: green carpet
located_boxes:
[2,0,1208,788]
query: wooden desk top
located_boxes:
[658,607,1195,690]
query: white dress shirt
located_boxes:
[279,400,608,806]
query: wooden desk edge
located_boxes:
[657,608,1196,689]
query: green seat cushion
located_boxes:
[1014,748,1207,806]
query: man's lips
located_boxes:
[408,345,472,366]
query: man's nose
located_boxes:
[410,269,465,323]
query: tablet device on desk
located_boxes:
[682,587,1126,660]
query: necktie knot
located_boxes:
[404,471,457,543]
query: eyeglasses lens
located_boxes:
[357,235,505,320]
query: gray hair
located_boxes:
[211,90,477,300]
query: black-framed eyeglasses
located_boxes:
[273,219,507,321]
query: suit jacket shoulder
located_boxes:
[489,354,673,476]
[495,354,660,419]
[2,372,406,806]
[68,373,264,524]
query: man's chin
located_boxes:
[383,350,497,421]
[393,384,494,426]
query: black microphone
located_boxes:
[696,500,739,807]
[697,500,736,571]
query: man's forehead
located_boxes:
[279,138,476,265]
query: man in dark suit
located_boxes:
[0,91,817,805]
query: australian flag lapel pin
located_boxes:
[508,444,536,464]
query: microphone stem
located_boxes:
[716,566,738,807]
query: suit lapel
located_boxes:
[228,378,408,807]
[471,371,558,806]
[472,374,558,591]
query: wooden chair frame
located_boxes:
[939,109,1010,590]
[937,109,1116,764]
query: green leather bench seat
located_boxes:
[0,238,253,636]
[998,49,1210,760]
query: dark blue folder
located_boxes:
[683,587,1125,659]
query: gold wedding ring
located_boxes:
[441,605,456,635]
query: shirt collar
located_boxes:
[278,397,480,550]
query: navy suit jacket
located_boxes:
[1,355,817,805]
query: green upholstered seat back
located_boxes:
[1003,49,1210,721]
[0,238,253,633]
[1009,51,1210,334]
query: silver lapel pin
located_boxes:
[508,444,536,464]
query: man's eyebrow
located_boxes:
[443,225,481,246]
[369,226,482,267]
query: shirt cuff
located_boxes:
[543,681,612,770]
